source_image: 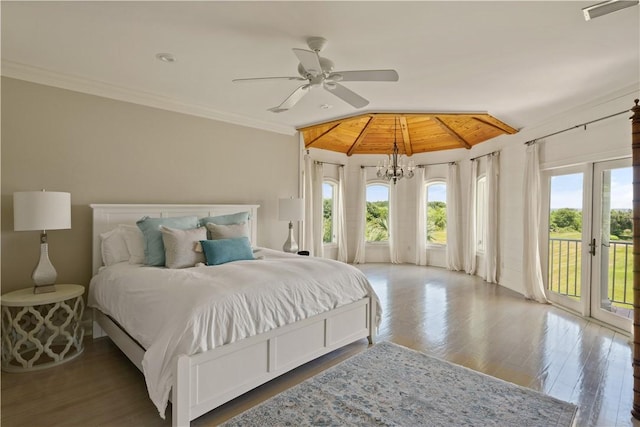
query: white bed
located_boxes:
[88,204,379,427]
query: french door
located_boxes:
[543,159,632,332]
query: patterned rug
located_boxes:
[222,341,577,426]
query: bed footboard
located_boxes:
[173,297,374,427]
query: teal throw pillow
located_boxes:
[200,237,254,266]
[198,211,250,228]
[136,216,199,266]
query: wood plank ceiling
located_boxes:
[298,113,518,156]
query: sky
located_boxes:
[550,167,632,210]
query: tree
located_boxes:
[610,209,632,239]
[550,208,582,232]
[366,201,389,241]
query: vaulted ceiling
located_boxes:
[1,2,638,137]
[300,113,518,155]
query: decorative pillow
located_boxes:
[100,227,129,266]
[200,237,255,266]
[120,224,145,264]
[205,222,249,240]
[160,226,206,269]
[136,216,199,266]
[198,211,250,228]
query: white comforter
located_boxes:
[88,248,381,418]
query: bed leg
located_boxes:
[368,296,377,345]
[173,355,191,427]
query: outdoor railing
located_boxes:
[548,237,632,307]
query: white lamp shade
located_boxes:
[278,198,304,221]
[14,191,71,231]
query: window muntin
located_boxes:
[426,181,447,245]
[476,176,487,252]
[323,181,336,244]
[366,183,389,242]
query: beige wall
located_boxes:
[1,77,299,294]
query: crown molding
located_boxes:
[1,60,297,136]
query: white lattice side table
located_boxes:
[1,284,85,372]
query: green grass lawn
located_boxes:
[549,231,632,309]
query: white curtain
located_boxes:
[446,162,462,271]
[415,167,427,266]
[523,144,549,303]
[464,159,478,274]
[303,154,314,253]
[388,181,401,264]
[353,167,367,264]
[336,166,348,263]
[484,153,499,283]
[312,162,324,257]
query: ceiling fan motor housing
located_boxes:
[297,57,335,79]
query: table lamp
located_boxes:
[13,190,71,294]
[278,197,304,253]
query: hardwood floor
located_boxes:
[1,263,637,426]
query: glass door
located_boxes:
[543,166,589,315]
[591,158,632,332]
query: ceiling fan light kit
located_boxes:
[232,37,399,112]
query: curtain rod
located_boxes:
[314,160,344,167]
[524,109,629,146]
[417,161,456,167]
[470,150,500,161]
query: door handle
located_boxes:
[589,238,596,256]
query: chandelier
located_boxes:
[376,117,415,184]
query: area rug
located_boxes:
[222,341,577,426]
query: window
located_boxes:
[476,176,487,252]
[366,183,389,242]
[323,181,336,244]
[426,181,447,245]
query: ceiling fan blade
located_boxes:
[232,76,306,83]
[329,70,399,82]
[269,84,310,112]
[324,83,369,108]
[292,48,322,76]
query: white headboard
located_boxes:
[90,204,260,275]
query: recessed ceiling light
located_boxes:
[155,53,176,63]
[320,104,333,110]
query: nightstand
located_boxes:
[1,284,85,372]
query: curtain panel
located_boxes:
[523,144,549,303]
[446,162,463,271]
[353,167,367,264]
[336,166,348,263]
[464,159,478,274]
[415,167,427,266]
[484,154,499,283]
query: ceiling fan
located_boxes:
[232,37,399,113]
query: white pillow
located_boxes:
[160,226,206,269]
[120,224,145,264]
[100,227,129,266]
[205,222,249,241]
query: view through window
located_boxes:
[366,184,389,242]
[426,182,447,244]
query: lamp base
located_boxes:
[32,239,58,293]
[282,221,299,253]
[34,284,57,294]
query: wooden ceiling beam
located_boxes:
[304,122,342,148]
[346,116,375,156]
[432,117,472,149]
[400,116,413,156]
[471,116,518,135]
